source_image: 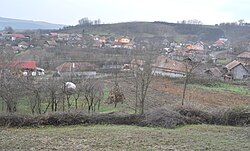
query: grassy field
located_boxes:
[0,124,249,151]
[191,82,250,96]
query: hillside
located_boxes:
[61,22,224,42]
[61,21,250,43]
[0,17,65,30]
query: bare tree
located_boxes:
[181,58,200,106]
[19,78,46,114]
[82,79,104,113]
[133,55,154,114]
[4,26,14,34]
[0,72,23,112]
[43,78,62,113]
[0,55,25,113]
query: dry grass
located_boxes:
[0,124,249,151]
[151,77,250,108]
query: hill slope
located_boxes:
[61,22,225,42]
[61,22,250,43]
[0,17,65,30]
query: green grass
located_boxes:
[0,124,249,150]
[217,58,232,65]
[0,87,132,114]
[191,82,250,96]
[98,102,134,113]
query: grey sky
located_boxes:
[0,0,249,25]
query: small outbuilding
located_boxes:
[224,60,248,80]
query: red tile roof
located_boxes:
[214,40,225,44]
[11,61,36,69]
[12,34,26,38]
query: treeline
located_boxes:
[217,19,250,27]
[78,17,102,26]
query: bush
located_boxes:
[0,112,142,127]
[212,107,250,126]
[174,106,213,124]
[0,106,249,128]
[141,107,187,128]
[0,114,33,127]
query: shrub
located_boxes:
[174,105,213,124]
[140,107,187,128]
[212,107,250,126]
[0,106,249,128]
[0,112,141,127]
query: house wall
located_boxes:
[119,38,130,44]
[232,65,248,79]
[153,68,186,78]
[60,71,96,78]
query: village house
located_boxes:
[11,34,27,41]
[57,33,70,41]
[152,55,187,78]
[185,41,205,53]
[204,67,222,78]
[18,41,29,49]
[237,51,250,66]
[123,42,135,49]
[115,36,130,44]
[224,60,248,80]
[8,60,44,77]
[44,40,57,47]
[56,62,96,78]
[50,32,58,37]
[213,39,226,50]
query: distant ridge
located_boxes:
[0,17,66,30]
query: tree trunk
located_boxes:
[62,94,65,112]
[2,100,4,111]
[135,80,138,114]
[67,95,71,111]
[182,74,189,106]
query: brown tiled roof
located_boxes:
[18,41,29,45]
[46,40,57,46]
[205,67,222,77]
[237,51,250,59]
[56,62,96,72]
[153,55,186,73]
[225,60,241,70]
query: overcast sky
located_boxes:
[1,0,249,25]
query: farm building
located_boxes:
[224,60,248,80]
[4,60,44,77]
[56,62,96,78]
[152,55,186,78]
[237,51,250,66]
[204,67,222,78]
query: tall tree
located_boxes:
[133,55,154,114]
[4,26,14,34]
[82,79,104,113]
[181,58,200,106]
